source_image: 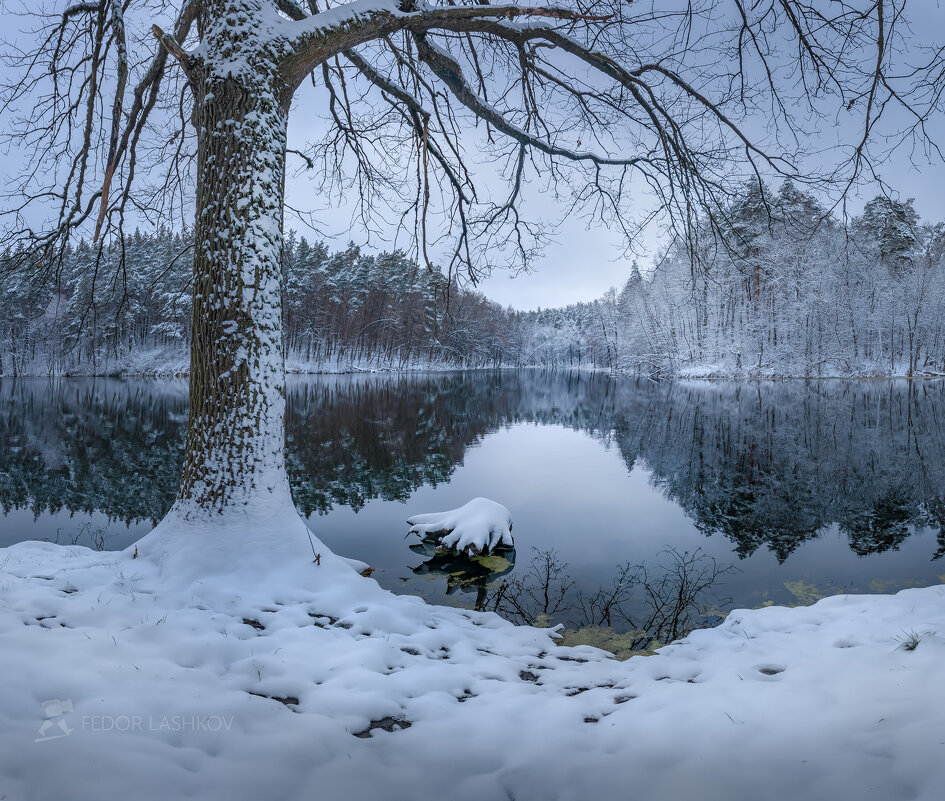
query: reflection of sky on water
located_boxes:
[313,421,943,613]
[0,508,150,551]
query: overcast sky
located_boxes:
[281,2,945,312]
[284,143,945,314]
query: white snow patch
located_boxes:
[407,497,514,556]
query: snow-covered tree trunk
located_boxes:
[170,2,294,523]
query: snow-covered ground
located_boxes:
[1,526,944,801]
[672,361,945,380]
[5,348,505,377]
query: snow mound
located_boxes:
[407,497,513,556]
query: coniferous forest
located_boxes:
[4,181,945,378]
[527,182,945,377]
[0,229,521,375]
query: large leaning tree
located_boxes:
[0,1,936,557]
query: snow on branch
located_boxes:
[409,32,642,168]
[282,1,607,86]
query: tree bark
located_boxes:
[171,5,295,523]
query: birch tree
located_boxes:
[0,1,932,546]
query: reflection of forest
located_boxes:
[0,380,189,524]
[629,380,945,561]
[1,373,944,560]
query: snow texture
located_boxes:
[407,496,514,556]
[172,0,297,523]
[2,518,945,801]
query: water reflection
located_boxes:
[2,373,943,563]
[634,380,945,562]
[482,546,733,656]
[0,380,187,525]
[408,541,516,610]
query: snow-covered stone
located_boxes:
[406,497,513,556]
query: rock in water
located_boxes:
[406,497,513,557]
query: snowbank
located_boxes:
[671,361,939,380]
[407,497,514,556]
[1,530,944,801]
[7,351,507,377]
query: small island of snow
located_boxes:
[406,497,513,556]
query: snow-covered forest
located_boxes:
[5,0,945,797]
[0,230,524,375]
[527,182,945,377]
[6,181,945,379]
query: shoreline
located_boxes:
[2,366,944,381]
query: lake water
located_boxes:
[2,372,944,635]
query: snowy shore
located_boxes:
[3,348,506,378]
[7,348,945,382]
[8,345,945,380]
[9,354,945,383]
[1,529,944,801]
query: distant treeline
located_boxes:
[0,231,535,375]
[527,182,945,377]
[7,181,945,377]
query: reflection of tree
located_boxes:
[841,491,914,556]
[286,375,491,514]
[0,380,188,523]
[925,498,945,561]
[284,371,624,514]
[616,381,945,561]
[693,489,823,562]
[408,541,516,611]
[484,547,734,645]
[3,373,945,562]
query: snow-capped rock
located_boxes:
[406,497,513,556]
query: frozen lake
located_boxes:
[2,371,943,631]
